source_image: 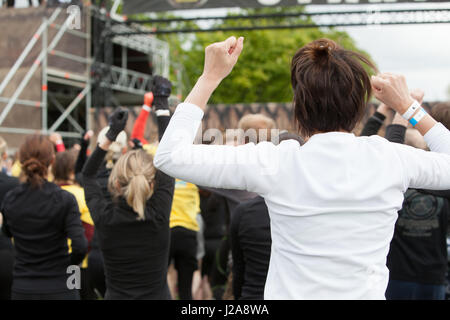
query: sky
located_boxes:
[12,0,450,101]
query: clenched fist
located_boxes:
[202,36,244,83]
[371,73,414,115]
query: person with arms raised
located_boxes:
[154,36,450,299]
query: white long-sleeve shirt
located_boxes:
[154,103,450,300]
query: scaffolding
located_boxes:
[0,4,170,148]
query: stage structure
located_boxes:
[0,4,170,148]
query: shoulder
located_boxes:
[1,183,23,210]
[49,183,78,206]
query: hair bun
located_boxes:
[22,158,46,176]
[310,39,338,62]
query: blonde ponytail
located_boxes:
[108,150,156,220]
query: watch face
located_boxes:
[167,0,209,9]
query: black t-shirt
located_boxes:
[387,189,450,285]
[0,173,19,251]
[200,191,228,240]
[230,196,271,300]
[1,181,87,294]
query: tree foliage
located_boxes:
[141,7,374,104]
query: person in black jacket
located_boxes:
[81,76,175,300]
[1,134,87,300]
[384,104,450,300]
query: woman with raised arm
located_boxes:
[154,36,450,300]
[81,77,175,300]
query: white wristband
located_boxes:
[409,108,427,127]
[142,104,151,112]
[155,109,170,117]
[401,100,420,120]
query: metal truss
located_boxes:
[116,8,450,34]
[93,62,154,95]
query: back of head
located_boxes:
[431,102,450,130]
[19,134,55,188]
[108,150,156,220]
[52,151,76,183]
[237,113,276,144]
[291,38,376,138]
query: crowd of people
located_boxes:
[0,36,449,300]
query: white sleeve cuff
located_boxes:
[142,104,151,112]
[174,102,204,120]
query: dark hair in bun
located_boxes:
[19,134,54,188]
[291,38,377,138]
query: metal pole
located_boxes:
[86,6,92,131]
[41,17,48,135]
[0,10,78,126]
[0,8,61,96]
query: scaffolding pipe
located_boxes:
[48,85,90,132]
[0,10,78,126]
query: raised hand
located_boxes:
[83,130,94,141]
[144,92,154,108]
[371,73,414,115]
[152,76,172,110]
[105,108,129,142]
[410,88,424,105]
[202,36,244,83]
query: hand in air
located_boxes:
[371,73,414,115]
[202,36,244,83]
[106,108,129,142]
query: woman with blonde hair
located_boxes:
[81,77,175,300]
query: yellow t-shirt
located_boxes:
[62,184,93,225]
[63,184,93,269]
[169,180,200,232]
[11,160,21,178]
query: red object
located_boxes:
[131,105,152,145]
[144,92,154,108]
[55,142,66,152]
[42,85,48,91]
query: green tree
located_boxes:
[149,7,374,103]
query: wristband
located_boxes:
[401,100,420,120]
[142,104,151,112]
[155,109,170,117]
[409,108,427,127]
